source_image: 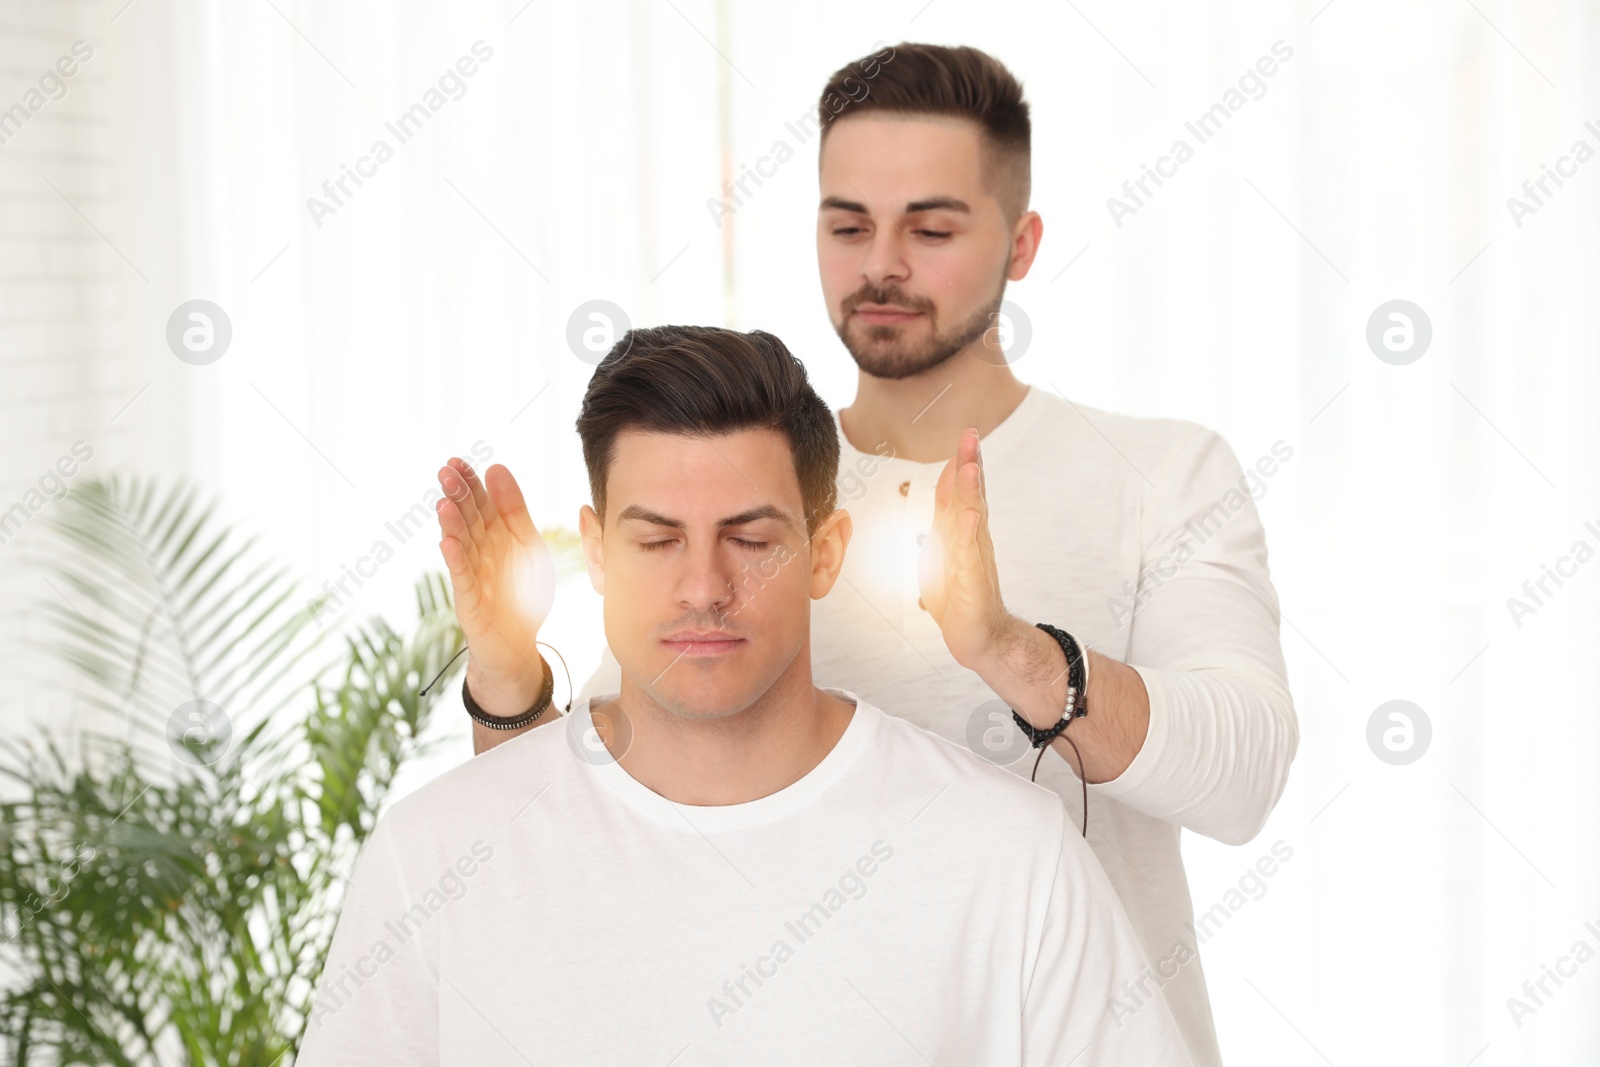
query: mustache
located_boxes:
[841,285,936,317]
[661,612,746,636]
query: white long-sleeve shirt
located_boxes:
[573,386,1298,1066]
[298,690,1191,1065]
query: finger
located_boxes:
[937,451,971,552]
[968,429,987,499]
[963,503,999,591]
[963,435,1000,578]
[434,491,481,571]
[948,508,982,595]
[977,504,1000,583]
[438,534,483,618]
[938,429,980,515]
[958,458,986,521]
[439,464,487,545]
[451,457,498,529]
[933,449,957,514]
[965,430,988,504]
[485,464,542,546]
[959,507,983,562]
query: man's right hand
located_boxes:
[435,458,557,724]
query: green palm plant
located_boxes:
[0,474,578,1065]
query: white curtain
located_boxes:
[31,0,1600,1062]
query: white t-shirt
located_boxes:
[573,386,1298,1067]
[299,689,1190,1066]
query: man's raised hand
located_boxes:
[435,458,556,717]
[919,427,1013,673]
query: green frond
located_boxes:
[1,474,475,1064]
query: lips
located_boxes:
[661,631,746,658]
[852,304,923,325]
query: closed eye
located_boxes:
[638,537,770,551]
[831,224,950,240]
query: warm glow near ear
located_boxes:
[507,536,556,625]
[842,498,925,604]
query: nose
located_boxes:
[860,224,910,291]
[674,539,738,621]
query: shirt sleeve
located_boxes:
[1090,425,1299,845]
[1023,807,1194,1066]
[296,814,438,1066]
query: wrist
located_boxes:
[964,612,1028,677]
[465,656,548,718]
[1003,621,1083,731]
[970,617,1063,728]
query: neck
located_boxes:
[839,343,1030,463]
[601,651,855,806]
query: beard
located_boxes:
[833,281,1007,381]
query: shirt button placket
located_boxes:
[905,475,937,632]
[893,476,915,629]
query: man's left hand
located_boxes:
[919,427,1022,672]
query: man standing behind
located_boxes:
[441,45,1296,1066]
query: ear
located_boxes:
[1006,210,1044,281]
[579,504,605,596]
[808,508,853,599]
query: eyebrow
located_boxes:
[819,194,971,215]
[906,196,970,214]
[615,503,800,534]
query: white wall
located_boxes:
[1,1,1597,1063]
[0,1,125,735]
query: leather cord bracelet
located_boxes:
[1010,621,1091,837]
[462,652,553,731]
[1010,621,1089,747]
[419,641,574,732]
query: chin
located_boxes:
[654,685,754,722]
[653,654,793,722]
[847,340,956,381]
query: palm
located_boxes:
[918,429,1006,670]
[435,459,555,683]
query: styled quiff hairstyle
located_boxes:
[816,42,1031,218]
[576,325,839,537]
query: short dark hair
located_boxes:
[817,42,1031,217]
[576,326,839,537]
